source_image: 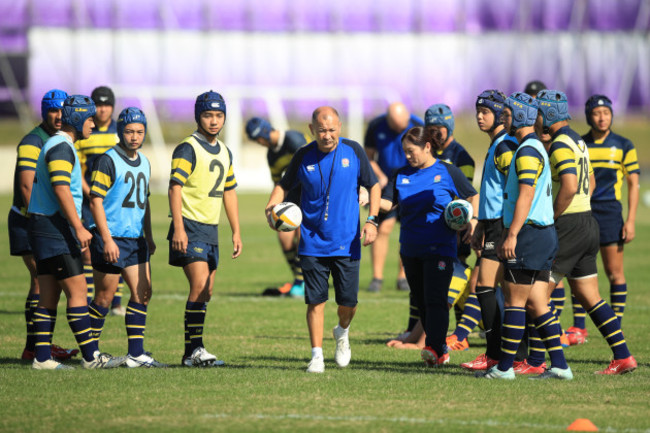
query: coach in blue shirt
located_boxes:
[265,106,381,374]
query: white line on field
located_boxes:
[203,412,650,433]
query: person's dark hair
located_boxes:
[407,125,445,152]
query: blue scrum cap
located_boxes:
[245,117,273,141]
[536,90,571,128]
[424,104,454,134]
[117,107,147,145]
[585,94,613,126]
[61,95,96,134]
[41,89,68,122]
[476,90,507,128]
[505,92,539,130]
[195,91,226,124]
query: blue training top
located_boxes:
[364,114,423,177]
[478,130,518,220]
[89,147,151,238]
[383,160,477,258]
[29,132,83,217]
[503,134,554,228]
[280,138,378,259]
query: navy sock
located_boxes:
[452,293,481,340]
[126,302,147,357]
[610,283,627,325]
[572,294,587,329]
[526,318,546,367]
[588,299,631,359]
[534,311,568,370]
[551,284,565,315]
[497,306,526,371]
[185,301,207,353]
[88,301,109,341]
[24,294,40,351]
[67,306,98,362]
[33,307,56,362]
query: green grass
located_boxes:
[1,192,650,433]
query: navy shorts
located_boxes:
[91,231,150,274]
[169,241,219,271]
[8,210,32,256]
[300,256,360,307]
[28,213,82,262]
[503,224,557,271]
[591,200,624,246]
[552,212,599,280]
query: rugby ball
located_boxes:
[444,199,473,231]
[271,202,302,232]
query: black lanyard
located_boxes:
[317,146,338,221]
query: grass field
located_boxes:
[1,191,650,433]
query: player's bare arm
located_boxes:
[623,172,639,243]
[144,200,156,255]
[89,195,119,263]
[223,188,242,258]
[553,172,578,219]
[53,184,92,250]
[168,182,188,253]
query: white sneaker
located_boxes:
[125,353,168,368]
[333,326,351,368]
[109,305,126,317]
[189,347,225,367]
[81,351,126,369]
[306,356,325,373]
[32,358,74,370]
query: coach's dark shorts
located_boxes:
[503,224,557,271]
[552,211,599,279]
[479,218,504,262]
[300,256,360,307]
[8,210,32,256]
[91,230,150,274]
[28,213,82,262]
[591,200,624,246]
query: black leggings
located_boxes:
[401,254,453,356]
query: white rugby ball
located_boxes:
[271,202,302,232]
[444,199,473,231]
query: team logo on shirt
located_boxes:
[341,158,349,168]
[307,165,316,172]
[438,261,446,271]
[401,178,410,184]
[378,133,386,140]
[434,175,441,183]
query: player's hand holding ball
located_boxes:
[267,202,302,232]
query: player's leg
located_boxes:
[447,263,480,351]
[302,256,330,372]
[367,215,396,292]
[183,260,216,363]
[331,257,360,368]
[32,273,63,366]
[21,255,40,358]
[600,244,626,324]
[90,270,120,343]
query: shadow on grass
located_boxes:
[0,309,22,315]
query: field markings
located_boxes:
[204,412,650,432]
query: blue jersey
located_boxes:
[28,132,82,217]
[383,161,477,258]
[478,130,518,220]
[583,130,640,203]
[12,125,52,215]
[279,138,378,259]
[89,147,151,238]
[364,114,423,177]
[435,139,475,182]
[503,134,553,228]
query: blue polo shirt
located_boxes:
[280,138,378,259]
[383,160,477,258]
[364,114,423,177]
